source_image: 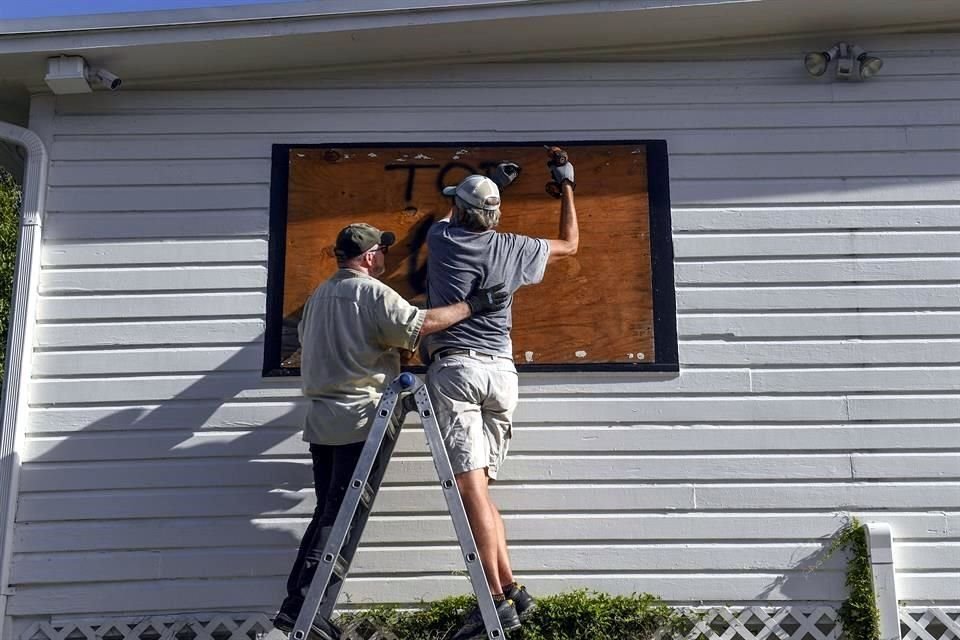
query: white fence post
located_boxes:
[865,522,901,640]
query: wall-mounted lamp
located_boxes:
[804,42,882,81]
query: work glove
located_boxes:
[466,282,509,314]
[490,161,522,190]
[548,158,575,189]
[545,146,574,198]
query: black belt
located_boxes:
[432,348,511,361]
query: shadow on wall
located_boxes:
[758,534,847,606]
[16,339,314,619]
[15,228,464,625]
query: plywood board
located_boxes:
[276,143,656,368]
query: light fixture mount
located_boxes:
[804,42,882,81]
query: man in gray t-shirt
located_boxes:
[425,157,579,640]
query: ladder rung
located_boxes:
[386,418,400,440]
[354,479,375,509]
[323,552,350,580]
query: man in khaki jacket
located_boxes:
[274,223,508,636]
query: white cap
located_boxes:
[442,175,501,211]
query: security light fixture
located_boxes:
[804,42,882,81]
[858,53,884,79]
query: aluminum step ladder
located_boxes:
[290,372,506,640]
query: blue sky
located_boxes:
[1,0,290,20]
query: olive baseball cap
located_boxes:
[334,223,396,259]
[442,175,501,212]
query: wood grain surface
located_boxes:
[282,144,653,366]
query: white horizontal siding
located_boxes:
[17,483,960,522]
[22,424,960,460]
[12,541,959,587]
[27,369,750,404]
[8,543,859,584]
[672,206,960,231]
[35,319,265,348]
[14,512,959,553]
[37,292,266,320]
[15,454,867,491]
[679,284,960,311]
[42,102,960,136]
[47,126,960,160]
[43,239,267,265]
[5,575,854,616]
[45,151,960,184]
[680,316,960,338]
[17,453,960,493]
[41,210,269,240]
[39,265,267,294]
[13,34,960,624]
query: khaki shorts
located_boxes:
[426,353,518,480]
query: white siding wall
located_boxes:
[10,34,960,626]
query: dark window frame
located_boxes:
[263,140,678,376]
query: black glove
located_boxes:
[466,282,509,314]
[490,161,522,190]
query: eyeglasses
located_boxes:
[366,245,389,255]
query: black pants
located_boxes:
[280,441,365,616]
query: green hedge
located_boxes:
[0,169,21,387]
[335,590,687,640]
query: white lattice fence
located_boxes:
[18,615,399,640]
[18,607,960,640]
[680,607,842,640]
[19,615,276,640]
[901,608,960,640]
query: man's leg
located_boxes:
[455,468,502,594]
[292,440,365,600]
[278,443,335,619]
[489,499,514,589]
[480,360,538,620]
[483,362,518,593]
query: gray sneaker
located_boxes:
[450,599,521,640]
[505,584,537,621]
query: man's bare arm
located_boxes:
[418,283,509,337]
[420,302,471,337]
[547,183,579,262]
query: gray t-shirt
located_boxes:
[426,220,549,357]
